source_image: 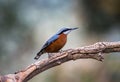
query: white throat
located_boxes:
[63,30,71,35]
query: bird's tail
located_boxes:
[34,51,44,60]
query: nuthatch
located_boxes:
[34,27,78,60]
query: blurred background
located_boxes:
[0,0,120,82]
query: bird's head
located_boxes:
[56,27,78,35]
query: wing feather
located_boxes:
[41,35,59,50]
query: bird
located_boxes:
[34,27,78,60]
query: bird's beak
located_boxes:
[71,27,78,30]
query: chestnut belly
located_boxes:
[45,34,67,52]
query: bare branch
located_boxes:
[0,41,120,82]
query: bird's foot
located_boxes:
[59,50,64,53]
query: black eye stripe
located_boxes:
[63,29,71,32]
[62,29,68,32]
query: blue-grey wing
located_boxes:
[41,35,59,50]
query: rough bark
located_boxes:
[0,41,120,82]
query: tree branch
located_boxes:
[0,41,120,82]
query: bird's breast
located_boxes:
[45,34,67,52]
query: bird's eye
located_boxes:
[63,29,69,32]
